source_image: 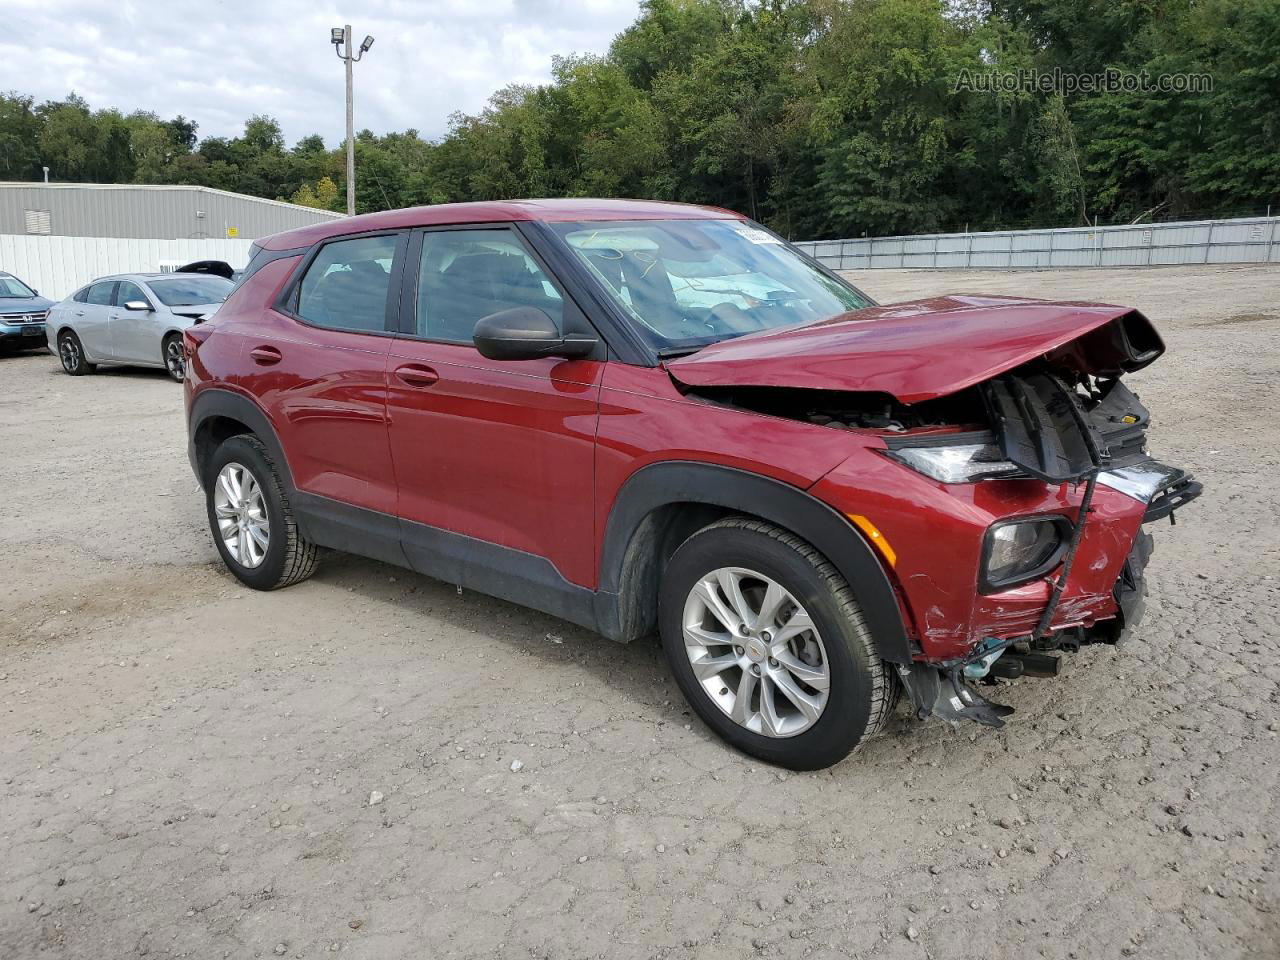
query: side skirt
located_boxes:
[292,492,601,634]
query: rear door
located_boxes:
[108,280,159,363]
[77,282,117,359]
[242,231,405,524]
[384,226,603,589]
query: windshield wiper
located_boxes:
[655,345,707,360]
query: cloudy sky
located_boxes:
[4,0,640,146]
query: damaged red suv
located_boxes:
[184,199,1200,769]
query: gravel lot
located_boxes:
[2,264,1278,960]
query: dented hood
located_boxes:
[667,295,1163,404]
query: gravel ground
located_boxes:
[2,263,1278,960]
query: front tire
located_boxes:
[659,517,894,770]
[205,435,319,590]
[58,331,95,376]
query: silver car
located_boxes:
[47,273,233,381]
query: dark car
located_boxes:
[0,270,54,352]
[183,199,1200,770]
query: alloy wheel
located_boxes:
[213,462,270,568]
[681,566,830,738]
[165,338,185,381]
[59,335,80,373]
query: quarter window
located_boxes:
[414,229,563,344]
[86,282,115,306]
[296,234,399,333]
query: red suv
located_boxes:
[184,199,1199,769]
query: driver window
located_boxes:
[116,281,147,306]
[415,229,563,344]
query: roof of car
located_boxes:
[88,273,227,283]
[257,198,746,252]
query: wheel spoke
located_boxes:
[693,578,742,634]
[773,650,830,691]
[683,623,733,649]
[247,522,269,549]
[729,668,758,726]
[771,669,823,723]
[754,581,788,631]
[772,608,815,646]
[759,676,785,736]
[715,569,753,626]
[218,470,240,506]
[689,652,739,682]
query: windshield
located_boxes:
[148,276,233,307]
[550,219,871,352]
[0,275,36,298]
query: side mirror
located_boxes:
[473,307,597,361]
[123,300,152,312]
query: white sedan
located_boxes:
[46,272,233,381]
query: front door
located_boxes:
[109,280,159,363]
[384,226,603,590]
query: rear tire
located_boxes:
[205,435,319,590]
[162,333,185,382]
[659,517,895,770]
[58,331,95,375]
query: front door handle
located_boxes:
[394,363,439,387]
[249,345,283,365]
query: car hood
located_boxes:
[0,295,54,314]
[666,295,1163,404]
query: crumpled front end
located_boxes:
[801,311,1201,729]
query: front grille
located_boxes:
[0,312,47,325]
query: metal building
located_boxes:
[0,182,343,241]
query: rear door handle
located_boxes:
[249,345,283,365]
[394,363,439,387]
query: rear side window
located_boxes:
[86,282,115,306]
[296,235,399,333]
[414,229,563,344]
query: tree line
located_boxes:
[1,0,1277,240]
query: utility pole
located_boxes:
[331,25,375,217]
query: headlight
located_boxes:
[981,517,1071,592]
[885,440,1022,484]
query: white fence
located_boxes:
[0,235,256,300]
[794,215,1280,270]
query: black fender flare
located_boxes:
[187,388,296,494]
[594,461,912,663]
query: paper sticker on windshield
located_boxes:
[729,222,782,244]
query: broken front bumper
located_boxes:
[897,458,1200,728]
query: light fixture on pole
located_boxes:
[331,24,375,217]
